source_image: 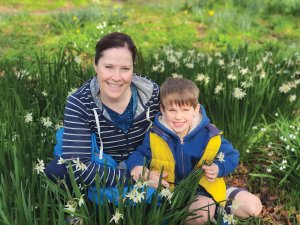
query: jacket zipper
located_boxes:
[180,139,185,178]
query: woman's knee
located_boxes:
[44,158,69,182]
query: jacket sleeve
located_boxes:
[126,132,152,172]
[61,94,130,187]
[214,136,239,177]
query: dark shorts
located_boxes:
[196,186,247,214]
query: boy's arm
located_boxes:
[214,136,240,177]
[126,132,152,174]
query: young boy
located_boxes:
[126,77,262,224]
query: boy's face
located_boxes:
[160,103,200,139]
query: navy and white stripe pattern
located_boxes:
[61,75,160,186]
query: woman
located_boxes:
[45,32,160,187]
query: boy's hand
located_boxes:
[202,163,219,182]
[130,166,169,188]
[148,171,169,188]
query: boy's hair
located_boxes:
[160,77,199,109]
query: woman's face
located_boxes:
[94,47,133,103]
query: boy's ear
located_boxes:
[194,103,201,116]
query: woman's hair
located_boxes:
[94,32,137,65]
[160,77,199,109]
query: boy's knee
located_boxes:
[247,196,263,217]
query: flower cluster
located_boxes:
[159,187,174,203]
[34,159,45,174]
[110,209,123,224]
[64,194,85,216]
[124,187,146,204]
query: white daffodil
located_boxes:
[223,213,236,224]
[72,158,87,171]
[41,117,52,128]
[55,122,63,130]
[34,159,45,174]
[196,73,210,84]
[185,63,194,69]
[78,194,85,207]
[217,152,225,163]
[64,201,76,213]
[125,188,145,204]
[110,209,123,224]
[279,83,291,93]
[232,88,246,100]
[215,52,222,57]
[259,70,266,79]
[289,95,296,102]
[256,62,263,71]
[74,56,82,64]
[41,91,48,97]
[24,112,33,123]
[218,59,225,66]
[214,83,223,94]
[134,180,150,189]
[171,73,183,78]
[227,74,237,80]
[241,80,253,88]
[57,157,66,165]
[207,56,212,65]
[159,188,174,202]
[240,67,249,75]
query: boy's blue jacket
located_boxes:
[126,106,239,182]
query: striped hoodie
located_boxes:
[61,75,160,186]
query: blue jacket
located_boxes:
[126,106,239,183]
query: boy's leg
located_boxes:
[44,158,72,188]
[225,187,262,218]
[184,195,216,225]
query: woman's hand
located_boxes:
[130,166,169,188]
[202,163,219,182]
[130,166,148,181]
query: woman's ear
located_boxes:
[93,63,98,73]
[159,104,164,114]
